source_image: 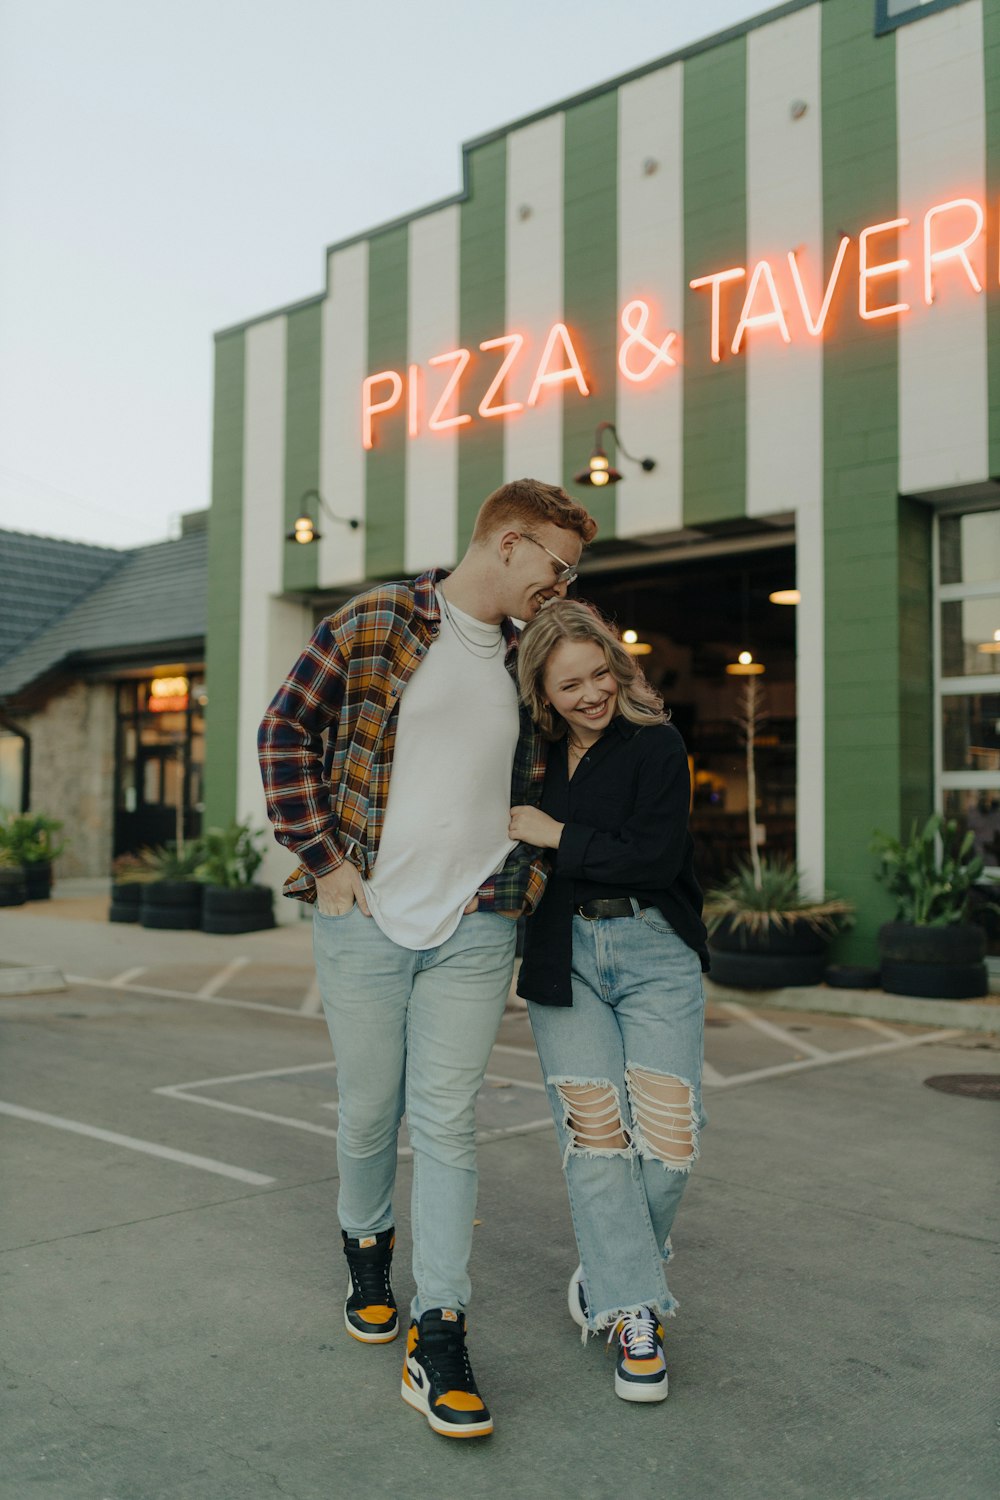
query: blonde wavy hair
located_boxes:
[517,599,667,741]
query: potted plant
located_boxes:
[871,814,992,999]
[138,840,205,930]
[3,813,66,900]
[197,823,274,934]
[108,852,154,924]
[0,844,27,907]
[704,679,853,987]
[706,855,854,987]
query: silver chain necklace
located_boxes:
[438,591,504,659]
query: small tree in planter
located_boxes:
[197,823,274,934]
[871,814,993,999]
[3,814,67,900]
[138,841,205,930]
[705,680,853,987]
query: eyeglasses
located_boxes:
[519,533,578,587]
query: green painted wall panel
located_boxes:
[457,139,507,550]
[364,226,408,578]
[821,0,900,961]
[984,0,1000,474]
[204,332,245,829]
[283,302,321,594]
[682,39,747,527]
[563,92,619,537]
[897,497,933,833]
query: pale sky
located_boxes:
[0,0,768,550]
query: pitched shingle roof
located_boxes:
[0,530,125,666]
[0,527,207,699]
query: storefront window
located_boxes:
[936,508,1000,890]
[0,730,25,812]
[114,670,205,856]
[941,693,1000,774]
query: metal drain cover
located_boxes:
[923,1074,1000,1101]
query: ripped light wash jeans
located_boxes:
[527,906,706,1332]
[312,905,516,1319]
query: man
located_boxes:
[258,478,597,1439]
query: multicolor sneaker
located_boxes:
[401,1309,494,1438]
[342,1228,398,1343]
[612,1307,668,1402]
[568,1264,589,1330]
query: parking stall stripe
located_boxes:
[197,956,250,998]
[718,1000,831,1059]
[109,966,147,988]
[68,974,316,1020]
[711,1029,965,1090]
[0,1101,275,1185]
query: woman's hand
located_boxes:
[509,805,564,849]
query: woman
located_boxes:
[508,600,709,1405]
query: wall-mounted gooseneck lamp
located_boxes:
[286,488,362,544]
[573,421,656,488]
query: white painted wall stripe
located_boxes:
[239,319,314,920]
[897,0,988,494]
[0,1101,276,1185]
[504,113,565,484]
[238,317,287,830]
[405,207,461,572]
[319,242,368,585]
[745,7,823,520]
[616,65,684,538]
[746,7,825,896]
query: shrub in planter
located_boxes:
[196,823,274,934]
[872,815,994,999]
[138,842,205,930]
[0,846,26,907]
[705,857,854,989]
[3,814,66,901]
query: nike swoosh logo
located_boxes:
[407,1362,425,1390]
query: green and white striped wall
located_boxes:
[207,0,1000,950]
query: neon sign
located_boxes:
[361,195,990,448]
[149,676,190,713]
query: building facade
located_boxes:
[206,0,1000,959]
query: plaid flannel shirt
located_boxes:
[257,567,549,913]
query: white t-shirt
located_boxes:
[361,591,519,949]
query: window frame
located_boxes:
[932,509,1000,881]
[875,0,971,36]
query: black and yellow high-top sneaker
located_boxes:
[400,1309,493,1438]
[612,1307,668,1403]
[342,1228,398,1343]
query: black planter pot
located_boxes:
[708,914,830,988]
[0,867,27,907]
[109,881,144,924]
[23,860,52,901]
[878,922,988,1000]
[201,884,275,935]
[140,880,203,930]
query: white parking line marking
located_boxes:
[156,1062,552,1152]
[299,977,322,1015]
[848,1015,907,1041]
[0,1101,275,1185]
[109,966,146,988]
[68,974,314,1020]
[719,1000,830,1059]
[711,1029,964,1089]
[197,956,250,998]
[701,1061,726,1088]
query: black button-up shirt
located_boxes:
[517,717,709,1007]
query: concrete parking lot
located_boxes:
[1,896,998,1500]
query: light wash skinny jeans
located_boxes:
[528,905,706,1331]
[312,905,516,1319]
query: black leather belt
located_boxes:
[576,898,651,921]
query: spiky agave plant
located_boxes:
[705,855,853,939]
